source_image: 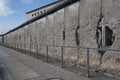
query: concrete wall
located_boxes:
[2,0,120,79]
[0,36,3,43]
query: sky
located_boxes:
[0,0,57,34]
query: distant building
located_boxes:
[26,0,61,20]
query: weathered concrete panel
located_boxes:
[52,9,65,60]
[65,2,79,46]
[63,2,80,65]
[99,0,120,78]
[76,0,102,69]
[2,0,120,79]
[46,14,54,45]
[54,9,64,46]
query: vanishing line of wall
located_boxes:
[0,0,120,79]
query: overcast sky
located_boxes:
[0,0,57,34]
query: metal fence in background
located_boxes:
[1,43,120,77]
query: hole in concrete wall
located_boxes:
[75,25,80,47]
[96,26,115,47]
[63,30,65,40]
[105,26,115,46]
[96,26,115,56]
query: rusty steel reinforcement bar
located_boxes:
[4,0,79,36]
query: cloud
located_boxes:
[21,0,33,4]
[0,0,15,16]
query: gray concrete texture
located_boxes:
[1,0,120,79]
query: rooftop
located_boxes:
[26,0,61,14]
